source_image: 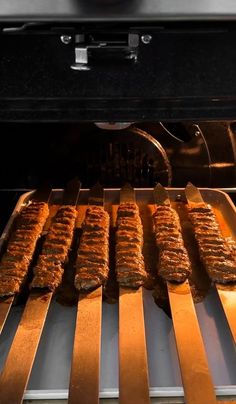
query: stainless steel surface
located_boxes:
[119,287,150,404]
[120,183,135,203]
[22,400,236,404]
[185,182,203,204]
[185,184,236,344]
[88,183,104,206]
[0,291,53,404]
[168,281,216,404]
[0,296,14,335]
[0,187,80,404]
[0,193,26,335]
[153,183,170,206]
[71,47,90,71]
[71,32,139,71]
[1,0,236,21]
[69,287,102,404]
[69,185,104,403]
[153,186,216,403]
[0,188,236,402]
[63,180,81,205]
[217,286,236,344]
[74,46,88,63]
[0,190,49,337]
[119,185,150,404]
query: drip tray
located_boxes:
[0,289,235,400]
[0,188,236,401]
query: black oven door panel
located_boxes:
[1,23,236,121]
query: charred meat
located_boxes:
[152,205,191,282]
[74,206,110,291]
[187,202,236,283]
[115,202,147,287]
[0,202,49,296]
[31,205,77,291]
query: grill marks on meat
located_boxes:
[187,202,236,283]
[74,206,110,291]
[0,202,49,297]
[115,202,147,287]
[31,205,77,291]
[153,205,191,282]
[226,237,236,261]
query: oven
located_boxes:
[1,1,236,403]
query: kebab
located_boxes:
[186,189,236,283]
[185,183,236,344]
[116,185,150,404]
[0,201,49,297]
[0,182,81,404]
[69,184,107,404]
[152,191,191,282]
[115,202,147,287]
[31,205,78,290]
[74,205,110,291]
[152,184,216,404]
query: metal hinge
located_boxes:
[66,33,139,71]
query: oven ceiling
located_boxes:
[0,0,236,22]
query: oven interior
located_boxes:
[0,120,235,236]
[1,20,236,194]
[1,121,236,189]
[1,5,236,403]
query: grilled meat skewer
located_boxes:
[115,202,147,287]
[0,202,49,297]
[152,205,191,282]
[31,205,77,291]
[74,206,110,291]
[187,202,236,283]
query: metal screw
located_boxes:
[60,35,72,45]
[126,53,138,62]
[141,34,152,44]
[195,130,201,136]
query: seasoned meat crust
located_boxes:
[187,203,236,283]
[115,203,147,288]
[152,204,191,282]
[74,206,110,291]
[31,205,77,291]
[0,202,49,297]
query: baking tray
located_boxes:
[0,188,236,401]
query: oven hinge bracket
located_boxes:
[70,33,139,71]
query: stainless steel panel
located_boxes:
[1,0,236,21]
